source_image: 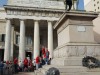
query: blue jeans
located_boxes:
[36,63,40,70]
[46,58,49,65]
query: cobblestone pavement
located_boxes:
[13,72,35,75]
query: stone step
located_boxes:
[35,68,100,75]
[34,70,40,75]
[60,72,100,75]
[42,65,100,73]
[39,68,47,74]
[34,65,100,75]
[34,68,44,75]
[36,72,43,75]
[51,57,83,66]
[51,57,100,66]
[13,72,35,75]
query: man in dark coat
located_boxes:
[65,0,72,11]
[0,61,4,75]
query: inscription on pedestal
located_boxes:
[77,26,86,32]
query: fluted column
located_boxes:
[34,20,40,59]
[4,19,12,61]
[48,21,53,58]
[10,27,14,61]
[19,19,25,61]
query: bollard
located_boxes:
[45,67,60,75]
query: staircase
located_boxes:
[34,65,100,75]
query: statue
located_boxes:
[65,0,72,11]
[65,0,78,11]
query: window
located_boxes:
[97,1,99,4]
[2,34,5,42]
[95,9,96,11]
[98,7,99,9]
[27,36,32,45]
[16,35,20,45]
[94,4,96,6]
[0,34,5,42]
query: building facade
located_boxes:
[85,0,100,12]
[84,0,100,45]
[0,0,66,61]
[0,0,100,62]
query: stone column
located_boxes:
[48,21,53,58]
[34,20,40,59]
[4,19,12,61]
[10,27,14,61]
[19,19,25,61]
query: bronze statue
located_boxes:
[65,0,72,11]
[65,0,78,11]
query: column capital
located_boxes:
[47,20,54,22]
[34,19,40,22]
[19,19,26,21]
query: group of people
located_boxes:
[14,57,33,73]
[0,46,51,74]
[0,57,34,75]
[13,46,51,72]
[0,60,15,75]
[35,46,51,70]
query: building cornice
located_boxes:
[4,5,65,21]
[4,5,65,13]
[54,11,99,29]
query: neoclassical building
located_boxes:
[0,0,66,61]
[0,0,100,62]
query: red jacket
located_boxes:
[36,56,40,64]
[14,58,18,64]
[24,58,28,65]
[42,48,45,55]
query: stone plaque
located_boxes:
[77,26,86,32]
[8,0,65,9]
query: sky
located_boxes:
[0,0,7,7]
[0,0,91,10]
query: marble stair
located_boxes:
[34,65,100,75]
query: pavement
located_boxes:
[13,72,35,75]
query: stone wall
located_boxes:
[54,44,100,58]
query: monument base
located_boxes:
[51,43,100,66]
[35,11,100,75]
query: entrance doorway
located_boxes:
[25,52,32,60]
[0,49,4,61]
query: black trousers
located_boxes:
[66,1,72,11]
